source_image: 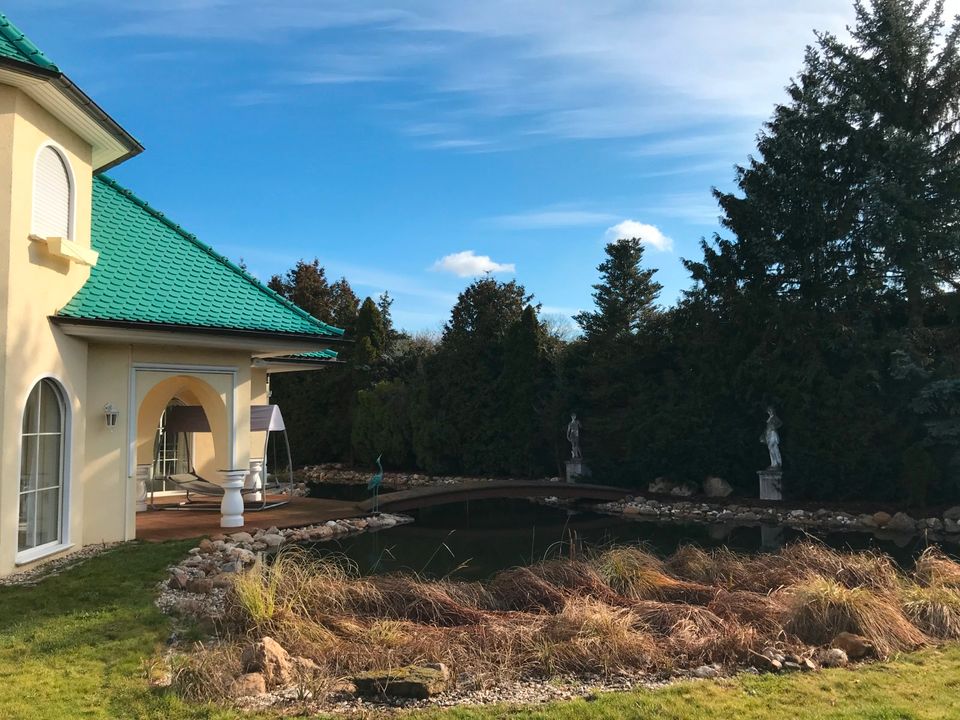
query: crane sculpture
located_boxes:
[367,454,383,513]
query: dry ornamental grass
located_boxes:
[179,540,960,702]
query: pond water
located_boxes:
[305,491,956,581]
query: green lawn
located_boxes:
[0,541,958,720]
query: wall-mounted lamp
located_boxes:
[104,402,119,429]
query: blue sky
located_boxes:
[7,1,869,331]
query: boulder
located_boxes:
[944,506,960,522]
[815,647,849,668]
[261,533,284,549]
[703,476,733,498]
[945,518,960,534]
[691,664,721,679]
[753,652,782,673]
[185,577,213,595]
[885,512,917,533]
[670,483,696,497]
[832,632,874,660]
[871,511,892,527]
[241,637,293,689]
[648,478,673,494]
[230,531,255,545]
[167,569,189,591]
[352,664,451,699]
[229,672,267,698]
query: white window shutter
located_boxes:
[32,147,71,239]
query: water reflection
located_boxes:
[305,495,955,581]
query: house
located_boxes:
[0,14,345,576]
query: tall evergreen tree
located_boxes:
[575,238,662,342]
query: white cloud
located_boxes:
[431,250,516,277]
[605,220,673,252]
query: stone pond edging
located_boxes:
[299,463,559,489]
[157,513,413,618]
[587,497,960,542]
[302,464,959,542]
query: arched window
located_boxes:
[32,145,73,239]
[18,379,66,554]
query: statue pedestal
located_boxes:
[565,458,591,483]
[758,468,783,500]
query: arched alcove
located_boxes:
[136,375,228,481]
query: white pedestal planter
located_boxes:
[245,459,264,503]
[135,464,151,512]
[220,469,248,528]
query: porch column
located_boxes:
[135,464,151,512]
[245,459,264,503]
[220,469,248,528]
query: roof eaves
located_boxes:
[51,315,350,344]
[93,175,345,338]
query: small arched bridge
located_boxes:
[356,480,631,514]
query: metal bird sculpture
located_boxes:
[368,454,383,513]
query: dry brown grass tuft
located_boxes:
[169,643,243,703]
[900,584,960,640]
[779,543,901,594]
[913,547,960,589]
[592,546,715,604]
[707,589,787,635]
[365,575,488,626]
[528,560,626,605]
[196,538,959,699]
[534,597,658,675]
[489,566,569,612]
[782,576,927,657]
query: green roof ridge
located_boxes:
[0,13,58,71]
[92,174,344,337]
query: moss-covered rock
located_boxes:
[352,663,450,698]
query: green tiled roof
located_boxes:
[58,175,345,339]
[294,350,339,359]
[0,14,58,71]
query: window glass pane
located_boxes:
[35,488,60,547]
[19,435,37,492]
[39,380,62,434]
[37,435,61,490]
[18,492,35,551]
[22,384,39,434]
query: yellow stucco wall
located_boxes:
[0,86,93,575]
[0,83,294,578]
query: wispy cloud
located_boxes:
[605,220,673,252]
[491,209,619,229]
[78,0,863,147]
[432,250,516,277]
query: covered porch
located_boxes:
[129,360,350,538]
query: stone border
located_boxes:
[157,514,413,618]
[299,464,558,490]
[0,542,122,587]
[585,497,960,543]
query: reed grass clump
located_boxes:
[901,584,960,639]
[782,576,927,657]
[192,539,956,699]
[913,547,960,589]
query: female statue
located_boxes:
[761,406,782,468]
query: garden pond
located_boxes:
[305,485,953,581]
